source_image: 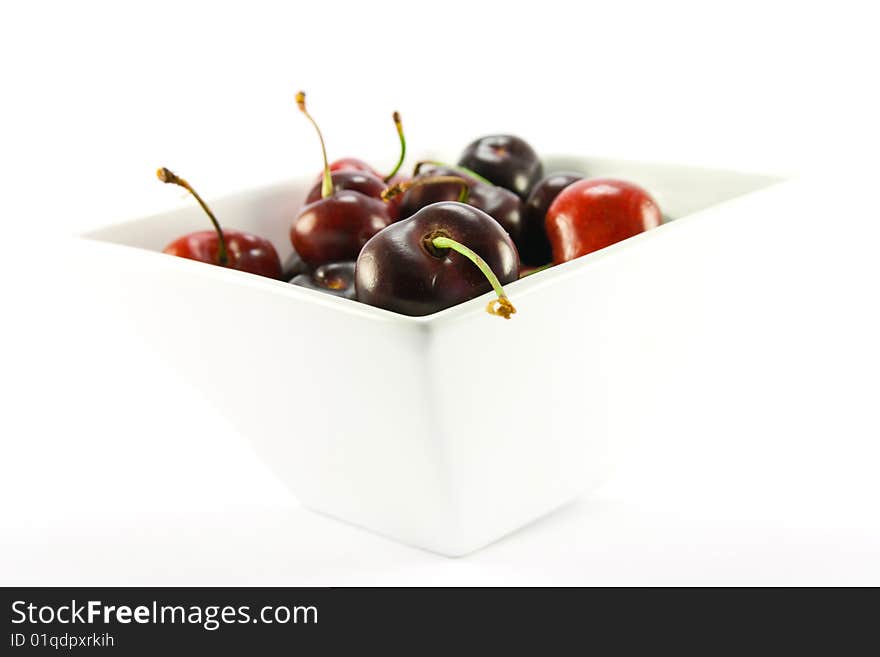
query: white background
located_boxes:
[1,0,879,585]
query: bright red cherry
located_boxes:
[545,178,661,263]
[291,92,393,268]
[158,168,282,279]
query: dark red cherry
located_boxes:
[313,158,380,186]
[521,172,583,266]
[396,163,524,245]
[292,191,391,267]
[356,201,519,318]
[383,172,409,222]
[329,157,381,177]
[458,135,543,199]
[305,170,386,205]
[546,178,661,263]
[291,261,357,300]
[282,247,309,280]
[304,169,399,222]
[291,92,393,267]
[157,168,282,279]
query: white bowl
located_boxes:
[81,155,780,556]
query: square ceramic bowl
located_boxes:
[80,155,780,556]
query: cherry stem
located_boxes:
[381,176,470,203]
[413,160,493,186]
[431,236,517,319]
[296,91,333,198]
[383,111,406,183]
[157,167,228,266]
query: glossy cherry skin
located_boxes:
[164,230,283,279]
[312,158,382,192]
[291,190,392,268]
[545,178,662,263]
[306,170,399,222]
[356,201,519,316]
[305,171,384,204]
[282,247,309,280]
[399,165,524,246]
[383,173,409,222]
[291,261,357,300]
[458,135,544,199]
[521,172,583,266]
[313,158,382,182]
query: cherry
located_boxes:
[521,172,583,266]
[355,201,519,318]
[327,157,381,178]
[382,173,408,222]
[291,92,393,268]
[282,248,309,280]
[458,135,544,199]
[291,261,357,300]
[389,162,524,246]
[306,169,403,221]
[304,170,386,205]
[545,178,662,263]
[157,168,282,279]
[305,169,403,222]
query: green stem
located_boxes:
[157,167,228,266]
[296,91,333,198]
[383,111,406,183]
[431,236,516,319]
[413,160,493,185]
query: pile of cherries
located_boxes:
[158,92,662,318]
